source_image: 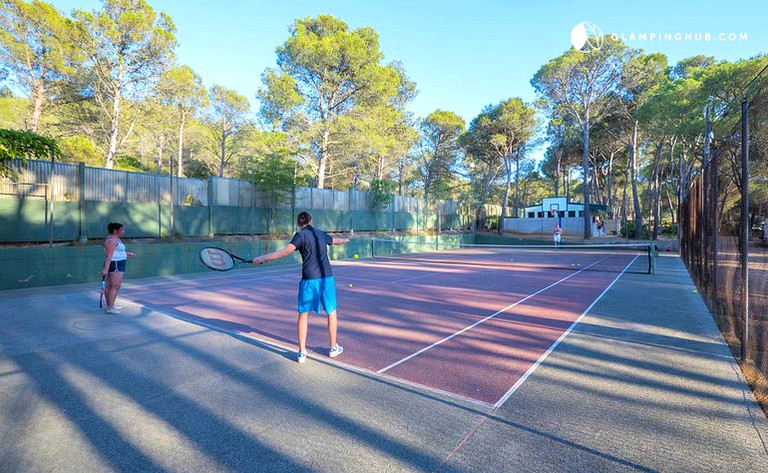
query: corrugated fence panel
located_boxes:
[126,172,158,203]
[176,178,208,206]
[2,159,471,241]
[295,187,311,209]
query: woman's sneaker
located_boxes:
[105,307,121,314]
[296,351,307,364]
[329,345,343,358]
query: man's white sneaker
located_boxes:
[105,307,121,314]
[329,345,343,358]
[297,351,307,363]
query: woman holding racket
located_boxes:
[253,211,349,363]
[101,222,135,314]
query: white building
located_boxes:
[523,197,585,219]
[509,197,616,236]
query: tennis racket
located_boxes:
[99,275,106,308]
[199,246,253,271]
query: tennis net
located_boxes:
[370,239,656,274]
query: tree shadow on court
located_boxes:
[1,296,471,471]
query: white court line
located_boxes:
[493,254,640,408]
[377,255,615,374]
[118,298,494,410]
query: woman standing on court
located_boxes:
[101,222,135,314]
[253,211,350,363]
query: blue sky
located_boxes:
[47,0,766,124]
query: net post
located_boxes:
[648,243,657,275]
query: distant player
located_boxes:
[553,224,563,246]
[252,211,349,363]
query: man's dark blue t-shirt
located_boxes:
[290,225,333,280]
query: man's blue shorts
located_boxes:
[297,276,337,314]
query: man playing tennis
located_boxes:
[253,211,350,363]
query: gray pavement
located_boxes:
[1,254,767,472]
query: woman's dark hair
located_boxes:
[107,222,124,234]
[297,211,312,227]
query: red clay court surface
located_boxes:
[121,251,644,406]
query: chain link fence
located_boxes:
[679,70,768,405]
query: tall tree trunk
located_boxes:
[622,165,630,238]
[107,93,121,169]
[651,140,664,240]
[592,159,602,205]
[317,127,330,188]
[157,135,165,175]
[31,77,45,133]
[664,185,676,226]
[177,113,186,178]
[106,64,124,170]
[607,150,615,210]
[500,157,511,235]
[582,116,592,239]
[554,151,562,197]
[514,154,520,217]
[219,134,226,177]
[630,120,643,239]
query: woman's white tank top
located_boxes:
[108,237,127,261]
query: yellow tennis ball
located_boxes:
[693,289,698,294]
[348,283,353,288]
[353,253,359,259]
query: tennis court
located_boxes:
[2,250,767,471]
[122,243,651,406]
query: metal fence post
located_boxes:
[711,147,719,315]
[741,101,750,362]
[78,162,87,244]
[207,178,214,238]
[48,150,55,246]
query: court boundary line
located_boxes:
[493,254,639,408]
[435,255,639,470]
[377,255,613,374]
[117,296,496,410]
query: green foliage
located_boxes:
[0,128,60,177]
[184,156,213,179]
[115,155,148,172]
[369,179,395,210]
[73,0,177,167]
[205,84,252,177]
[0,96,27,129]
[243,151,296,207]
[418,110,465,201]
[619,220,652,239]
[258,14,415,189]
[0,0,81,132]
[58,135,102,166]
